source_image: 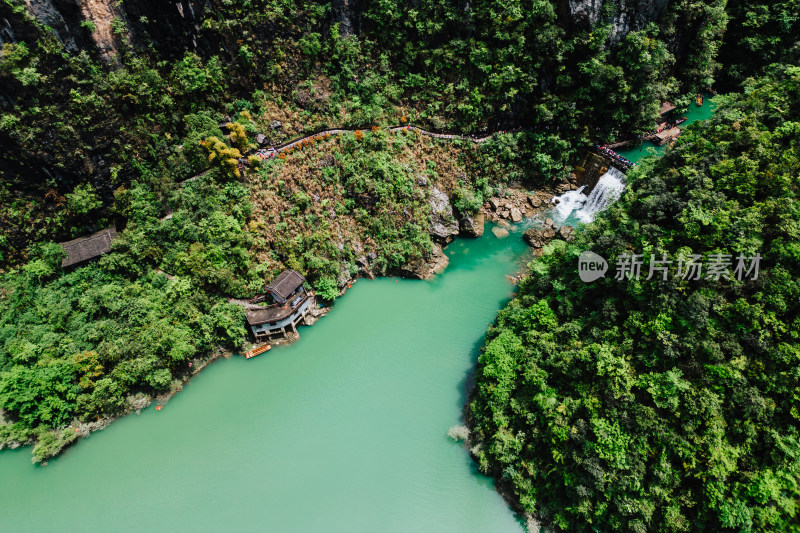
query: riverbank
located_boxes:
[0,345,233,463]
[0,221,533,532]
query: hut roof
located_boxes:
[60,226,117,268]
[659,101,676,115]
[246,304,295,326]
[265,269,305,300]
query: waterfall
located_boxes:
[551,185,587,220]
[551,167,626,224]
[576,167,626,222]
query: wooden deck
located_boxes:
[653,127,681,145]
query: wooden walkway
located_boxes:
[269,125,501,154]
[175,124,510,188]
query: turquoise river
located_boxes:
[0,225,531,532]
[0,99,715,532]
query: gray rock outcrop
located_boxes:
[398,243,450,280]
[429,187,459,242]
[561,0,670,44]
[523,219,574,255]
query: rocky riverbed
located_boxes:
[479,174,581,256]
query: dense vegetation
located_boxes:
[469,65,800,531]
[0,0,730,266]
[717,0,800,89]
[0,172,249,460]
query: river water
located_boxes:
[0,226,530,533]
[616,97,716,163]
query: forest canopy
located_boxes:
[468,65,800,532]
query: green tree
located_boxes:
[66,183,102,216]
[469,66,800,532]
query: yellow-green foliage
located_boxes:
[226,122,253,152]
[200,136,242,178]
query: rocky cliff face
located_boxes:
[4,0,220,60]
[559,0,670,43]
[331,0,360,36]
[6,0,683,60]
[17,0,82,52]
[120,0,223,57]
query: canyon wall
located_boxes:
[5,0,687,60]
[3,0,220,59]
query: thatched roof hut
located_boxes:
[59,226,117,268]
[265,269,305,302]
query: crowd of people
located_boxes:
[596,144,635,168]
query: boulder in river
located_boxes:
[510,208,522,223]
[492,227,510,239]
[523,228,546,248]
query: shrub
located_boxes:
[290,191,311,210]
[313,277,339,301]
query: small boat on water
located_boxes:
[245,344,272,359]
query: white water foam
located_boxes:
[551,168,626,224]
